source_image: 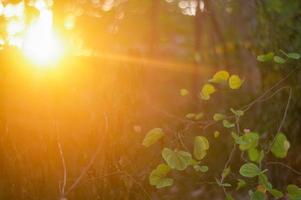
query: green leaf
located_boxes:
[180,88,189,96]
[193,136,209,160]
[230,108,244,117]
[222,167,231,179]
[248,148,259,162]
[236,179,246,190]
[162,148,192,171]
[222,183,232,187]
[195,112,204,120]
[185,113,196,119]
[258,174,272,191]
[193,165,209,173]
[149,164,173,188]
[250,191,265,200]
[274,56,286,64]
[271,132,290,158]
[200,83,216,100]
[287,184,301,200]
[248,148,263,163]
[226,194,234,200]
[142,128,165,147]
[270,189,284,199]
[209,70,230,83]
[287,52,301,60]
[223,120,235,128]
[231,132,240,142]
[239,132,259,151]
[215,178,231,187]
[239,163,261,178]
[229,75,243,89]
[257,52,274,62]
[213,113,225,121]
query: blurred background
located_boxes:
[0,0,300,199]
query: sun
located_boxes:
[22,24,63,66]
[22,6,64,66]
[3,1,64,67]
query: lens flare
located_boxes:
[22,5,64,66]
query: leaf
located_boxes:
[239,163,261,178]
[229,75,243,89]
[195,112,204,120]
[209,70,230,83]
[142,128,165,147]
[257,185,267,194]
[251,191,265,200]
[222,183,232,187]
[287,52,301,60]
[287,184,301,200]
[248,148,264,163]
[213,113,225,121]
[236,179,246,190]
[180,88,189,96]
[271,132,290,158]
[223,120,235,128]
[257,52,274,62]
[149,164,173,188]
[215,178,231,187]
[193,136,209,160]
[231,132,240,142]
[200,84,216,100]
[226,194,234,200]
[270,189,284,199]
[258,174,272,191]
[239,132,259,151]
[185,113,196,119]
[193,165,209,173]
[155,178,173,189]
[248,148,260,162]
[273,56,286,64]
[214,131,220,138]
[162,148,192,171]
[222,167,231,179]
[230,108,244,117]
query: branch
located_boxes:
[57,141,67,199]
[65,113,109,196]
[266,162,301,176]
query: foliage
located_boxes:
[143,68,300,199]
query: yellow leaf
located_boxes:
[193,136,209,160]
[229,75,243,89]
[210,70,230,83]
[257,185,267,194]
[200,84,216,100]
[214,131,220,138]
[180,89,189,96]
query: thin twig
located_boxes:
[241,67,297,112]
[65,113,109,195]
[266,88,292,153]
[57,141,67,198]
[266,162,301,176]
[277,88,292,133]
[122,171,152,200]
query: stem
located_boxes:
[65,113,109,196]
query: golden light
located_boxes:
[3,1,65,67]
[22,4,64,66]
[22,24,63,66]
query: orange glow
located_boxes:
[22,9,64,66]
[4,1,64,67]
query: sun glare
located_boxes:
[22,4,64,66]
[22,22,63,66]
[3,1,64,67]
